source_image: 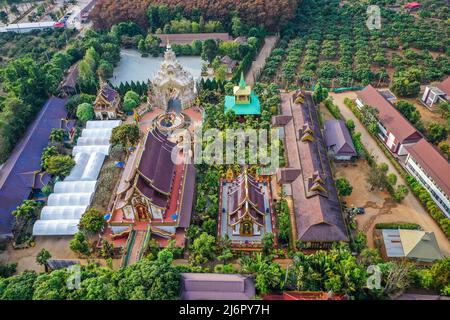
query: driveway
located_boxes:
[245,36,278,86]
[330,92,450,256]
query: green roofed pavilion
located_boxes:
[225,92,261,115]
[224,72,261,115]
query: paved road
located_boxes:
[245,36,279,86]
[330,92,450,255]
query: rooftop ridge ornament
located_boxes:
[239,71,246,89]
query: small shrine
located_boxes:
[224,73,261,115]
[94,82,121,120]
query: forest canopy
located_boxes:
[89,0,300,31]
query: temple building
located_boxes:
[224,73,261,115]
[275,91,348,249]
[218,169,275,249]
[151,43,196,112]
[107,126,196,251]
[94,82,121,120]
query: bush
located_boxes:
[0,263,17,278]
[79,208,104,234]
[76,103,95,122]
[375,223,421,230]
[45,155,75,178]
[336,177,353,196]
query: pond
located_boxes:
[109,49,205,86]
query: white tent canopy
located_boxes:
[80,128,113,138]
[72,145,111,156]
[77,136,111,146]
[54,181,97,194]
[47,193,93,206]
[33,120,121,236]
[40,206,88,220]
[86,120,121,129]
[33,220,80,236]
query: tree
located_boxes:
[240,253,282,295]
[45,155,75,178]
[79,208,104,234]
[0,263,17,278]
[49,128,68,143]
[336,177,353,196]
[437,101,450,120]
[392,185,409,203]
[396,100,424,131]
[391,75,420,98]
[70,232,90,256]
[189,232,216,266]
[427,123,448,144]
[110,124,140,148]
[312,82,328,104]
[367,162,389,191]
[261,232,275,256]
[346,119,355,133]
[0,11,8,24]
[122,90,140,113]
[76,103,95,122]
[36,249,52,271]
[0,271,38,300]
[201,39,218,65]
[41,146,59,170]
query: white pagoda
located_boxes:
[151,43,196,112]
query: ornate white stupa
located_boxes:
[151,43,196,111]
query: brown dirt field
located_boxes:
[335,160,450,256]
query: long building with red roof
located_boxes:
[405,139,450,218]
[356,85,422,156]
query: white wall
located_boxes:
[405,155,450,218]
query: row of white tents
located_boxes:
[32,120,121,236]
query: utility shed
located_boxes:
[180,273,255,300]
[382,229,443,262]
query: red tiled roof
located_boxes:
[157,33,232,47]
[406,139,450,196]
[436,77,450,96]
[357,85,422,143]
[405,2,421,9]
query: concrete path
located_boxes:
[245,36,279,86]
[330,92,450,255]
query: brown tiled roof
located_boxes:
[227,173,266,226]
[406,139,450,196]
[156,33,232,47]
[324,120,357,157]
[180,273,255,300]
[357,85,421,143]
[276,168,300,184]
[280,92,348,243]
[61,63,79,89]
[136,128,176,205]
[178,163,196,228]
[436,76,450,96]
[272,115,292,126]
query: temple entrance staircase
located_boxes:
[121,226,151,267]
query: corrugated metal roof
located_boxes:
[382,229,405,257]
[0,97,67,236]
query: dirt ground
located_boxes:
[0,237,122,273]
[335,160,450,256]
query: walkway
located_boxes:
[245,36,279,86]
[330,92,450,255]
